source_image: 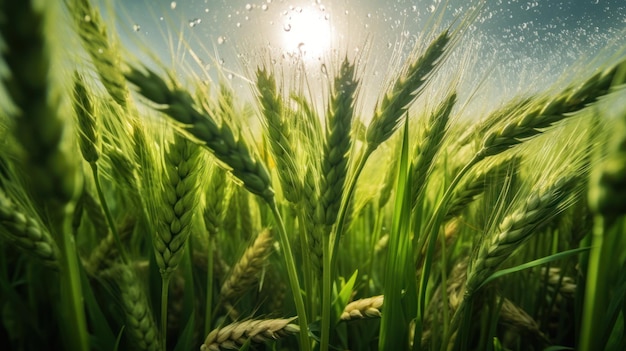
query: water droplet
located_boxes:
[245,3,252,10]
[159,16,164,21]
[367,13,372,18]
[427,4,435,13]
[204,8,209,13]
[219,58,224,65]
[261,4,268,11]
[345,10,349,15]
[97,48,103,54]
[324,14,329,20]
[283,23,291,32]
[321,63,328,75]
[133,24,141,32]
[170,1,176,10]
[217,36,225,44]
[83,15,91,22]
[189,18,201,27]
[227,73,233,79]
[296,6,302,13]
[236,22,241,27]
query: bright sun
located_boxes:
[280,6,332,60]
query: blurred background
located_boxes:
[104,0,626,115]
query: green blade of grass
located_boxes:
[477,246,591,290]
[379,119,415,350]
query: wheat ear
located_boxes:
[366,30,451,152]
[125,67,274,204]
[204,165,228,236]
[106,265,160,351]
[411,92,457,207]
[73,72,100,163]
[201,317,299,351]
[1,0,80,205]
[220,228,274,303]
[0,188,59,268]
[256,68,302,204]
[465,174,580,296]
[153,133,203,276]
[477,59,625,160]
[316,58,359,228]
[340,295,384,321]
[67,0,130,107]
[445,156,520,221]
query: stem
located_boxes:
[269,201,310,351]
[160,274,171,351]
[204,237,214,336]
[418,155,480,349]
[320,148,372,351]
[580,215,606,351]
[58,203,90,351]
[320,234,332,351]
[91,162,128,263]
[297,206,315,319]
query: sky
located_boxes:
[105,0,626,114]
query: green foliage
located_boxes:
[0,1,625,351]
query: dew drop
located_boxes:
[217,36,225,44]
[427,4,435,13]
[133,24,141,32]
[261,4,268,11]
[170,1,176,10]
[324,14,329,20]
[204,8,209,13]
[227,73,233,80]
[83,15,91,22]
[296,6,302,13]
[189,18,201,27]
[245,3,252,10]
[236,22,241,27]
[283,23,291,32]
[219,58,224,65]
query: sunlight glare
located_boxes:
[280,6,332,60]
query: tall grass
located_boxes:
[1,1,625,351]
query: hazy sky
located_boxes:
[107,0,626,112]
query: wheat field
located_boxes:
[1,1,625,351]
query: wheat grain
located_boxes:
[126,67,275,204]
[200,317,299,351]
[477,59,625,160]
[84,216,134,275]
[152,132,203,275]
[204,165,228,237]
[317,58,359,227]
[105,264,160,351]
[256,68,302,204]
[411,92,456,207]
[0,188,59,268]
[73,72,100,163]
[445,156,520,221]
[340,295,384,321]
[220,228,274,303]
[68,0,130,107]
[366,30,451,152]
[466,174,580,296]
